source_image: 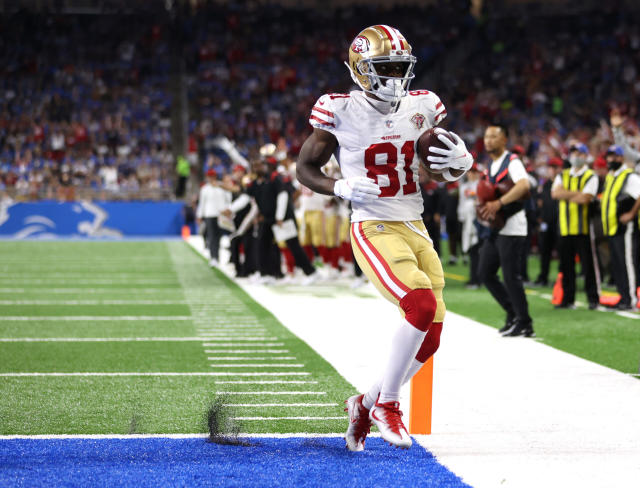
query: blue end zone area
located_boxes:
[1,437,470,487]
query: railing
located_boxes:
[1,186,179,202]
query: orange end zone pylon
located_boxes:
[181,225,191,240]
[409,356,433,435]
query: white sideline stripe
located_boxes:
[215,381,318,385]
[616,311,640,319]
[205,350,289,354]
[197,335,272,339]
[209,364,304,368]
[0,433,360,440]
[0,316,192,321]
[232,417,345,421]
[0,337,225,343]
[224,403,332,407]
[216,392,326,395]
[202,343,285,347]
[0,372,311,377]
[0,300,188,305]
[207,357,296,360]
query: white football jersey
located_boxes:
[309,90,446,222]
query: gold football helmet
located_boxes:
[345,25,416,104]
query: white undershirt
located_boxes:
[489,151,528,237]
[552,165,598,196]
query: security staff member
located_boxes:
[551,144,599,309]
[478,124,534,337]
[601,145,640,310]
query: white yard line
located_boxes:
[0,300,188,305]
[216,391,326,395]
[0,280,178,284]
[209,364,304,368]
[206,357,297,360]
[0,372,311,377]
[0,337,215,342]
[205,349,290,354]
[232,417,344,421]
[215,381,318,385]
[0,316,192,321]
[202,343,285,347]
[0,433,357,440]
[225,403,333,407]
[0,288,182,294]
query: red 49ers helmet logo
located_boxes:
[352,36,370,54]
[410,113,425,130]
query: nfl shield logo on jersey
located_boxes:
[410,113,425,130]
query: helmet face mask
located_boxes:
[346,25,417,104]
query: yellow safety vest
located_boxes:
[559,168,595,236]
[601,168,632,236]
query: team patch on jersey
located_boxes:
[385,120,394,128]
[352,36,370,54]
[410,113,426,130]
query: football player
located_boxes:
[296,25,473,450]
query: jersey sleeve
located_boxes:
[507,156,528,183]
[308,94,338,134]
[420,91,447,127]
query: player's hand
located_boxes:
[427,131,473,172]
[334,177,381,203]
[276,220,283,227]
[221,209,232,218]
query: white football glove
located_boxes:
[212,136,234,153]
[334,177,381,203]
[427,130,473,173]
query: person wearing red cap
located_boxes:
[534,157,564,287]
[551,144,600,309]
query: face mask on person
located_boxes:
[607,160,623,171]
[569,154,586,167]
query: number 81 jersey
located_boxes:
[309,89,447,222]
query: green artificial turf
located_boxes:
[439,245,640,375]
[0,241,354,435]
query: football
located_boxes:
[417,127,465,179]
[476,178,496,204]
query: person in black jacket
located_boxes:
[534,157,563,286]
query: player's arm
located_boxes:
[296,128,381,203]
[296,128,338,195]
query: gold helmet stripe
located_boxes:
[375,24,405,50]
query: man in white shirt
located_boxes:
[551,143,600,309]
[197,169,231,267]
[478,124,534,337]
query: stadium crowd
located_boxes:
[2,3,640,308]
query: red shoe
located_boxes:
[344,394,372,451]
[369,400,412,449]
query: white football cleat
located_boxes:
[344,394,371,452]
[300,271,320,286]
[369,400,412,449]
[209,258,218,267]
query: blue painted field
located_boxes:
[1,437,470,487]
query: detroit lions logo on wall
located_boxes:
[352,36,370,54]
[410,113,425,130]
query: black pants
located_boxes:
[608,224,637,306]
[205,217,222,261]
[558,234,599,305]
[537,224,558,283]
[257,221,283,278]
[479,235,532,324]
[285,236,315,276]
[468,241,481,285]
[230,228,258,277]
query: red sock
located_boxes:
[281,247,295,274]
[318,245,329,264]
[341,242,352,262]
[329,247,340,269]
[303,245,314,262]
